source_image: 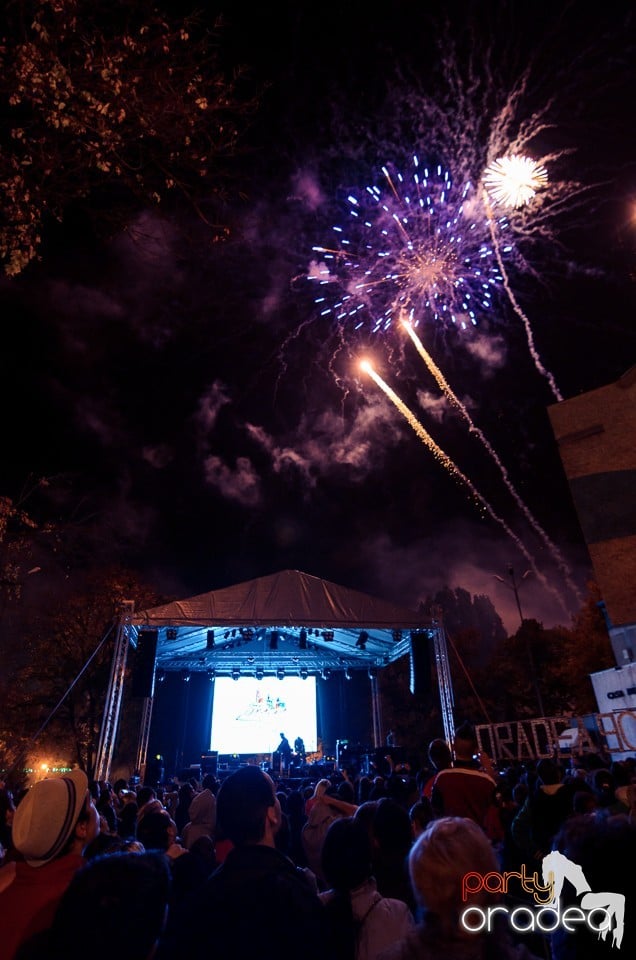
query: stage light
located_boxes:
[300,667,308,680]
[182,671,191,683]
[344,668,352,680]
[232,667,241,681]
[157,669,166,683]
[206,630,215,650]
[167,628,178,640]
[321,667,332,680]
[255,667,264,680]
[392,630,403,643]
[299,628,308,649]
[322,630,334,642]
[277,667,285,680]
[269,631,279,650]
[356,630,369,650]
[207,669,215,682]
[368,666,378,680]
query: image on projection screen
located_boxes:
[209,676,318,754]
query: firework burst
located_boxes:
[483,155,549,209]
[310,157,509,336]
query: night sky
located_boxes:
[2,1,635,634]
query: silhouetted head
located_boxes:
[428,738,452,771]
[453,723,477,761]
[321,817,372,892]
[216,766,280,846]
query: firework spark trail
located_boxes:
[483,191,563,402]
[402,319,581,603]
[360,360,571,618]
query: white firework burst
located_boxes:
[483,155,549,209]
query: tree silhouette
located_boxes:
[1,564,166,783]
[0,0,262,275]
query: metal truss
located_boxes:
[94,601,134,783]
[430,609,455,745]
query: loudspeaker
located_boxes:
[131,629,158,698]
[409,630,431,697]
[201,752,218,775]
[145,754,165,787]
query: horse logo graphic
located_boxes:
[542,849,625,949]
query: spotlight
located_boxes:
[206,630,215,650]
[182,671,191,683]
[207,669,215,682]
[157,669,166,683]
[255,667,264,680]
[344,668,352,680]
[299,628,308,649]
[356,630,369,650]
[269,631,279,650]
[277,667,285,680]
[167,628,178,641]
[232,667,241,681]
[321,667,332,680]
[300,667,308,680]
[392,629,403,643]
[322,630,334,642]
[368,666,378,680]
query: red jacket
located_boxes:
[0,853,85,960]
[431,765,498,829]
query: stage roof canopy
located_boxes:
[130,569,435,676]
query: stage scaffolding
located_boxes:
[431,609,455,747]
[94,600,134,783]
[95,603,455,782]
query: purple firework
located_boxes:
[310,156,510,335]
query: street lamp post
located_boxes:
[494,564,530,628]
[494,566,545,717]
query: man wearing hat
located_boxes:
[0,768,100,960]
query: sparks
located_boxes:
[483,155,549,209]
[402,318,578,600]
[310,158,507,335]
[361,361,571,617]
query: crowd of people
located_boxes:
[1,722,636,960]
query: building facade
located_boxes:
[548,365,636,665]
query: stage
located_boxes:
[159,742,408,788]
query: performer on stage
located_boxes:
[294,735,306,762]
[275,732,293,774]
